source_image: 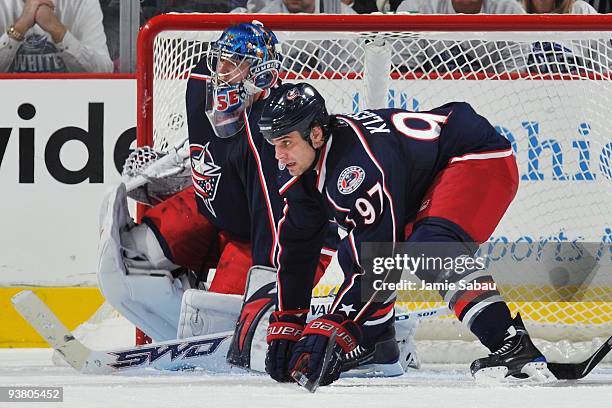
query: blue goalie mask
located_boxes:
[205,21,282,139]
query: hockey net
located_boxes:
[137,14,612,362]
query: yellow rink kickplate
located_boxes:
[0,287,105,347]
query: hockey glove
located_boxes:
[289,314,362,387]
[265,311,306,382]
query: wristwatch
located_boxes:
[7,25,25,42]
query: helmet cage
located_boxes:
[204,22,282,139]
[204,80,254,139]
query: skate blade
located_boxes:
[474,362,555,383]
[473,365,509,382]
[341,361,405,378]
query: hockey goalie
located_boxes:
[95,21,422,377]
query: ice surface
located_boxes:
[1,348,611,408]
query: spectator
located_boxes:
[376,0,408,12]
[394,0,528,73]
[522,0,609,74]
[101,0,119,72]
[397,0,525,13]
[245,0,355,13]
[587,0,611,13]
[0,0,112,73]
[341,0,379,13]
[241,0,359,74]
[142,0,239,17]
[523,0,598,13]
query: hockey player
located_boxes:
[97,23,336,367]
[259,83,550,386]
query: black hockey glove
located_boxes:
[288,314,362,387]
[265,311,305,382]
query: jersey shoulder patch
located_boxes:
[337,165,366,195]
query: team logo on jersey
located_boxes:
[338,303,356,316]
[337,166,365,195]
[191,142,222,217]
[286,88,300,100]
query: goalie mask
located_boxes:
[205,22,282,139]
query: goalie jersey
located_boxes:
[186,60,337,268]
[275,102,513,323]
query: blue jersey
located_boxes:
[275,102,512,321]
[185,60,339,268]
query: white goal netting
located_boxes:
[138,14,612,361]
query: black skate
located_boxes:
[470,313,553,381]
[340,324,404,377]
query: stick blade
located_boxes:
[548,335,612,380]
[11,290,92,371]
[291,329,338,393]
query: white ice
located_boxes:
[1,347,611,408]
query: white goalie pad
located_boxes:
[228,265,429,375]
[177,289,243,339]
[97,183,186,341]
[237,266,278,373]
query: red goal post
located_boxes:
[135,13,612,357]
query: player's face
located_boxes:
[271,131,317,176]
[216,56,251,86]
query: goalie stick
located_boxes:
[11,290,444,375]
[12,290,233,374]
[17,289,607,380]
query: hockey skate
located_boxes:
[470,313,554,381]
[340,324,405,377]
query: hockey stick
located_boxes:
[547,336,612,380]
[290,308,452,393]
[291,329,338,393]
[12,290,233,374]
[402,306,611,380]
[20,287,608,381]
[13,289,446,375]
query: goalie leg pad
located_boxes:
[119,222,180,275]
[97,183,186,341]
[176,289,243,339]
[226,266,277,372]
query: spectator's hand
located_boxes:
[35,4,67,43]
[14,0,55,34]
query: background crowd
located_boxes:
[0,0,610,73]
